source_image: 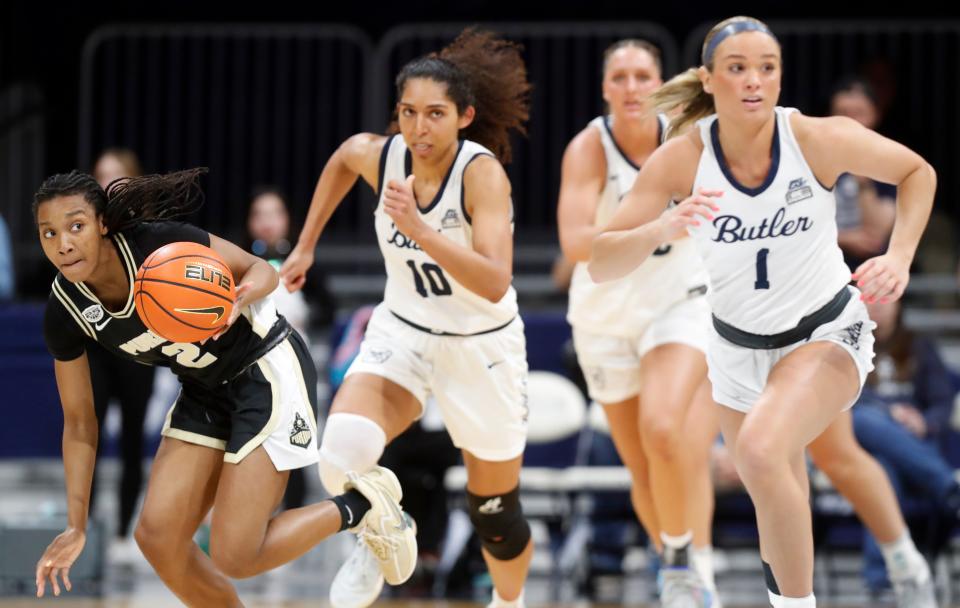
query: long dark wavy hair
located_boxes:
[390,28,531,164]
[33,168,207,234]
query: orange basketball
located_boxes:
[134,241,236,343]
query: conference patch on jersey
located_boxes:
[82,304,105,323]
[441,209,462,229]
[785,177,813,205]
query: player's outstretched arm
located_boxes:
[37,355,96,598]
[281,133,388,292]
[795,113,936,303]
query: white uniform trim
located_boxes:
[241,298,279,339]
[51,278,96,339]
[161,401,229,450]
[75,233,138,319]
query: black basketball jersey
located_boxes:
[44,221,291,388]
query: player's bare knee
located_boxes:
[812,447,859,482]
[209,540,257,579]
[614,443,648,477]
[639,413,683,458]
[134,518,178,565]
[467,485,531,561]
[734,433,786,485]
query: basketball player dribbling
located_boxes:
[281,29,535,608]
[32,168,415,606]
[589,16,936,608]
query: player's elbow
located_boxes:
[586,235,616,283]
[62,405,99,445]
[558,234,590,264]
[586,259,612,283]
[482,272,512,303]
[902,159,937,193]
[264,259,280,290]
[923,161,937,190]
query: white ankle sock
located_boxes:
[779,593,815,607]
[880,531,928,582]
[768,590,783,607]
[490,588,524,608]
[661,530,694,549]
[692,545,717,589]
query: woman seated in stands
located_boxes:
[851,297,960,595]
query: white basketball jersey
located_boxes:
[567,115,710,335]
[376,135,518,334]
[689,107,850,335]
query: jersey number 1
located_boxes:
[406,260,453,297]
[754,248,770,290]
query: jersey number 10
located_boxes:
[406,260,453,297]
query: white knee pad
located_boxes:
[317,412,387,495]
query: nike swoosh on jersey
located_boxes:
[174,306,226,324]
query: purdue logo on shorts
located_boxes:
[289,413,312,449]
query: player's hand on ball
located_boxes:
[207,281,253,342]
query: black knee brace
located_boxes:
[466,485,531,561]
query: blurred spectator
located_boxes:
[245,187,336,333]
[852,297,960,592]
[0,213,14,301]
[244,187,318,509]
[830,77,897,271]
[88,148,156,564]
[94,148,143,187]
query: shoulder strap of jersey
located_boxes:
[50,276,96,339]
[376,134,399,199]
